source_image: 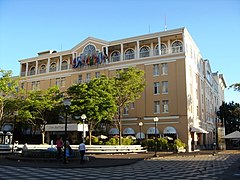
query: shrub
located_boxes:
[173,139,186,150]
[158,138,168,150]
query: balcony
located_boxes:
[171,46,183,53]
[111,55,120,62]
[124,53,135,60]
[61,64,68,70]
[139,51,150,58]
[49,67,57,72]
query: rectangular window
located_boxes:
[31,81,36,90]
[56,78,60,87]
[161,63,168,75]
[78,75,83,83]
[61,77,66,87]
[130,102,135,109]
[123,106,129,115]
[162,81,168,94]
[154,82,160,94]
[154,101,160,114]
[86,73,91,82]
[153,64,159,76]
[162,100,169,113]
[95,72,100,78]
[36,81,40,90]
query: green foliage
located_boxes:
[230,83,240,92]
[158,138,169,150]
[105,137,119,145]
[19,86,62,139]
[67,75,118,145]
[105,137,134,145]
[173,139,186,150]
[114,67,146,145]
[0,69,20,128]
[218,102,240,134]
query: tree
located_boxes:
[229,83,240,92]
[67,76,117,145]
[114,67,145,145]
[218,102,240,134]
[20,86,62,144]
[0,69,20,129]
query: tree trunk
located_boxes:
[118,107,122,145]
[89,121,92,145]
[42,131,45,144]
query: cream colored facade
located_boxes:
[18,27,226,152]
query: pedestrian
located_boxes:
[56,136,63,159]
[65,140,72,163]
[78,141,86,164]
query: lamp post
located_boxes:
[81,114,87,143]
[153,117,159,157]
[63,99,71,164]
[138,122,143,145]
[12,110,18,153]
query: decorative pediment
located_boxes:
[71,37,109,52]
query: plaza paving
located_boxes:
[0,150,239,179]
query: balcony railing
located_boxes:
[29,70,35,76]
[49,67,57,72]
[39,69,46,74]
[111,55,120,62]
[139,51,150,58]
[171,46,183,53]
[22,45,184,77]
[124,53,135,60]
[61,65,68,70]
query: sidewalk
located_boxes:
[0,152,155,168]
[0,150,239,172]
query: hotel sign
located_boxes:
[45,124,88,132]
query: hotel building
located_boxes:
[18,27,226,152]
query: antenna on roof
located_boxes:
[164,16,167,31]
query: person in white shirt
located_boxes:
[78,142,86,164]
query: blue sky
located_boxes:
[0,0,239,103]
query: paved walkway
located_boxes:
[0,150,239,179]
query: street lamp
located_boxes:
[12,110,18,153]
[81,114,87,143]
[138,122,143,145]
[63,99,71,164]
[153,117,159,157]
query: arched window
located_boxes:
[172,40,183,53]
[50,63,56,72]
[83,44,96,55]
[139,46,150,58]
[61,61,68,70]
[124,49,135,60]
[154,45,159,56]
[110,51,120,62]
[29,66,35,76]
[39,64,46,74]
[161,43,167,54]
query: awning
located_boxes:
[109,128,119,135]
[123,128,135,135]
[2,124,13,132]
[190,126,208,134]
[136,132,146,139]
[163,126,177,134]
[147,127,160,134]
[223,131,240,139]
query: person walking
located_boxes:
[78,141,86,164]
[56,136,63,159]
